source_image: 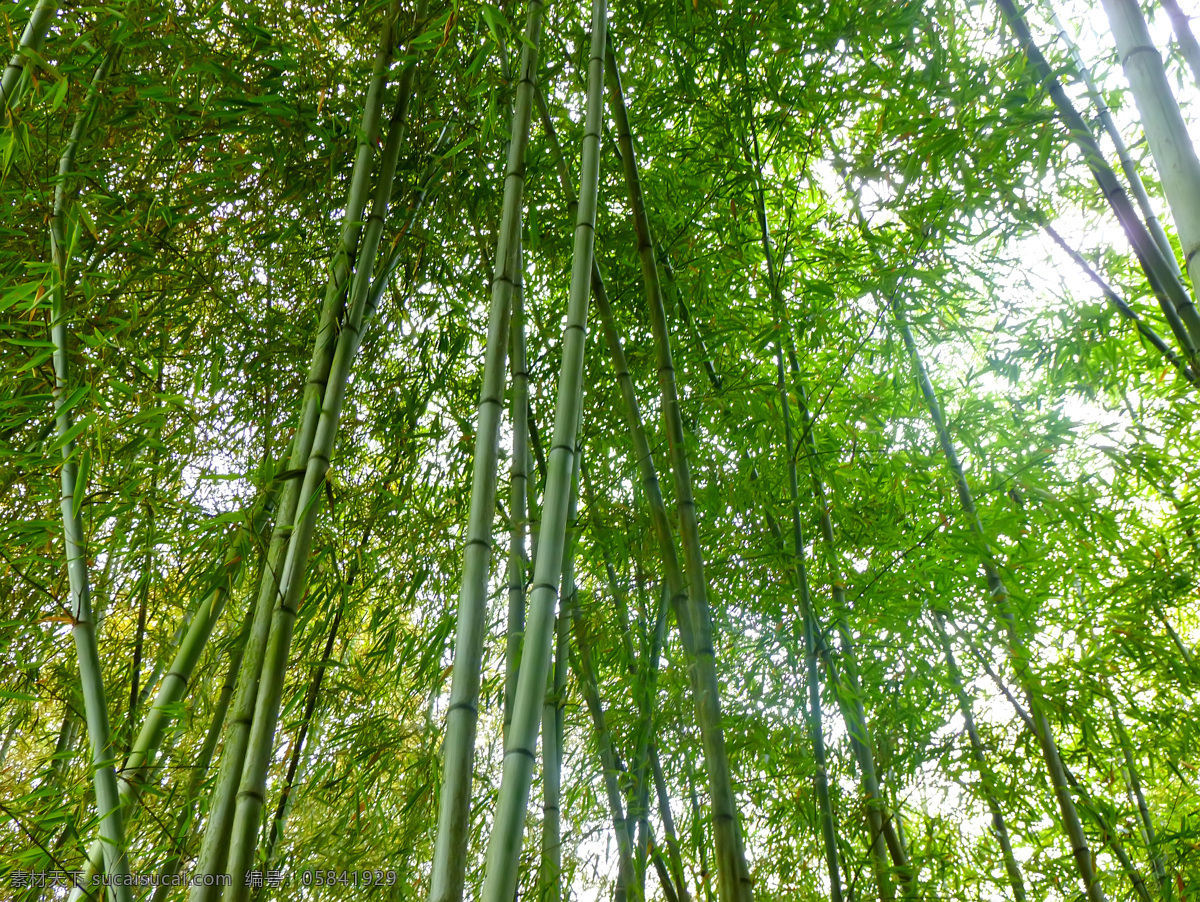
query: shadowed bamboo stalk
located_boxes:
[891,304,1108,902]
[1,0,57,117]
[970,646,1152,902]
[1159,0,1200,87]
[190,12,401,893]
[428,0,545,895]
[506,232,529,746]
[996,0,1200,356]
[606,46,753,902]
[652,744,693,902]
[1104,0,1200,296]
[1108,697,1172,901]
[746,133,847,902]
[476,5,604,898]
[48,49,131,902]
[149,599,257,902]
[222,24,422,893]
[1045,5,1179,275]
[69,503,271,898]
[930,612,1026,902]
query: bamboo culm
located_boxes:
[476,4,605,898]
[69,509,269,899]
[1109,699,1172,901]
[747,139,847,902]
[427,0,544,896]
[1045,5,1180,275]
[930,614,1027,902]
[995,0,1200,357]
[606,46,754,902]
[505,233,530,747]
[1103,0,1200,298]
[1,0,57,116]
[1159,0,1200,87]
[222,27,421,893]
[190,12,400,894]
[890,302,1108,902]
[49,49,131,902]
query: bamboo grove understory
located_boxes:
[3,0,1200,900]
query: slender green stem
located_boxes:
[1,0,58,118]
[477,5,605,898]
[1159,0,1200,88]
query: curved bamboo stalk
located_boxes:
[1108,698,1172,901]
[1044,5,1180,274]
[1,0,57,118]
[149,599,257,902]
[190,13,400,893]
[222,28,421,895]
[68,510,268,898]
[506,234,529,746]
[890,304,1108,902]
[995,0,1200,356]
[930,613,1026,902]
[428,0,544,896]
[1103,0,1200,296]
[1159,0,1200,88]
[48,49,131,902]
[605,46,753,902]
[476,5,605,898]
[746,135,847,902]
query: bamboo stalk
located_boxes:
[149,600,257,902]
[190,12,400,893]
[995,0,1200,357]
[428,0,544,896]
[1,0,57,118]
[605,46,754,902]
[222,24,422,893]
[1159,0,1200,88]
[930,613,1026,902]
[652,744,693,902]
[476,5,605,898]
[1108,698,1172,900]
[891,305,1108,902]
[1103,0,1200,299]
[69,509,268,898]
[1044,5,1180,275]
[747,133,847,902]
[506,233,530,747]
[48,49,130,902]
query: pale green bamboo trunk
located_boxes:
[1103,0,1200,298]
[1109,699,1172,901]
[48,49,131,902]
[190,16,401,891]
[1,0,57,116]
[222,30,421,893]
[428,1,545,897]
[506,234,530,748]
[1045,4,1179,275]
[476,4,605,898]
[606,51,753,902]
[996,0,1200,357]
[1159,0,1200,87]
[930,613,1026,902]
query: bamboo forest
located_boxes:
[6,0,1200,898]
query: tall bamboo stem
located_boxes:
[506,233,529,746]
[190,14,400,893]
[1103,0,1200,299]
[1109,698,1172,900]
[606,47,753,902]
[746,139,845,902]
[996,0,1200,356]
[1045,5,1180,274]
[476,5,605,898]
[1,0,57,117]
[930,613,1026,902]
[48,50,130,902]
[222,27,421,894]
[428,0,544,896]
[1159,0,1200,87]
